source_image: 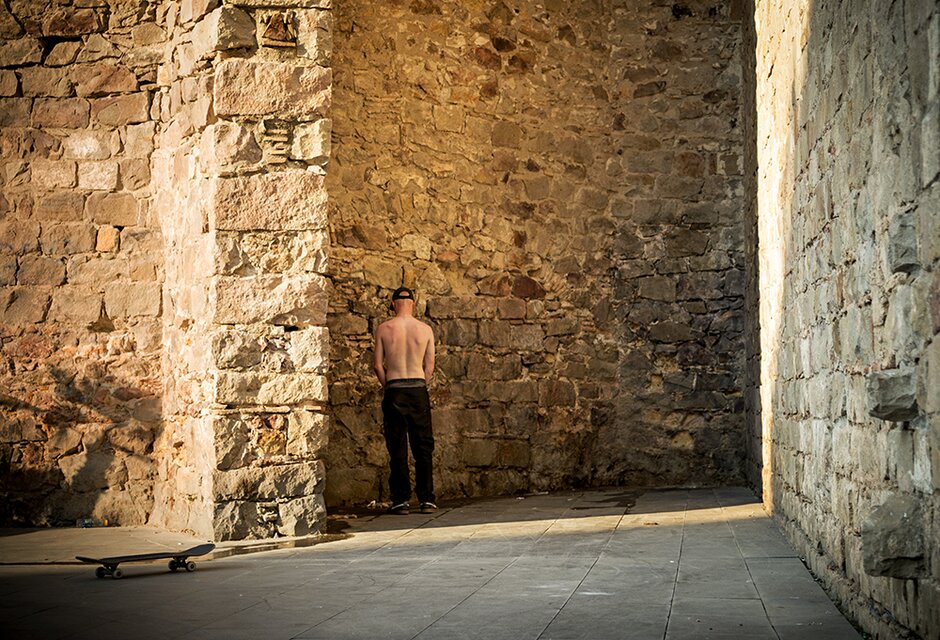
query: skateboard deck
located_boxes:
[76,543,215,579]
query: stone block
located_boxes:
[78,161,119,190]
[91,93,149,127]
[499,440,530,467]
[649,321,697,342]
[59,452,120,492]
[0,288,50,324]
[64,130,113,160]
[441,319,479,346]
[213,461,325,501]
[0,38,42,67]
[290,119,332,163]
[41,7,102,36]
[231,0,331,8]
[30,98,89,129]
[48,286,101,323]
[41,223,97,255]
[104,282,161,317]
[68,256,125,285]
[95,225,119,252]
[0,97,29,126]
[17,255,65,286]
[287,410,329,458]
[0,221,40,254]
[35,192,85,221]
[0,69,17,95]
[492,121,522,147]
[867,368,919,421]
[278,494,326,536]
[71,63,138,97]
[201,121,262,167]
[215,371,328,405]
[86,192,138,226]
[18,67,72,97]
[46,41,82,66]
[0,256,15,285]
[511,276,545,299]
[31,160,77,189]
[192,6,256,56]
[638,276,677,301]
[478,320,511,347]
[463,439,498,467]
[213,500,263,541]
[861,494,926,577]
[213,274,330,326]
[511,324,545,350]
[119,158,150,191]
[888,209,919,273]
[497,297,527,319]
[288,327,330,372]
[296,9,332,64]
[214,59,331,119]
[211,172,328,231]
[539,379,576,406]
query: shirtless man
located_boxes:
[373,287,437,515]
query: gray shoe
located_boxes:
[419,502,437,514]
[388,502,410,515]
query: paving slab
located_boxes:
[0,487,861,640]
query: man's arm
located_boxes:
[422,326,435,383]
[373,325,387,386]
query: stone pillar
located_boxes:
[151,0,333,540]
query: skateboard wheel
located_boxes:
[112,568,123,579]
[168,560,178,572]
[185,561,196,572]
[95,567,106,579]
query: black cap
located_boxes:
[391,287,414,301]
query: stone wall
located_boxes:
[325,0,749,505]
[752,0,940,637]
[0,1,163,526]
[0,0,335,540]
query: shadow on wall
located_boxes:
[0,355,161,527]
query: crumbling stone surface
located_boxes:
[324,0,747,505]
[748,1,940,638]
[861,494,926,578]
[0,0,160,527]
[0,0,334,541]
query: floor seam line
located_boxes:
[534,497,628,640]
[661,489,689,640]
[408,500,571,640]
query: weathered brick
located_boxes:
[77,161,119,191]
[0,287,50,324]
[91,92,149,127]
[212,171,328,231]
[47,286,101,323]
[31,98,90,129]
[18,67,73,96]
[40,223,97,255]
[31,160,77,189]
[104,281,161,317]
[71,63,138,97]
[16,255,66,286]
[86,192,138,226]
[214,59,331,119]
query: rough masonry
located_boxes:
[0,0,334,541]
[324,0,749,506]
[747,0,940,638]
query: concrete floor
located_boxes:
[0,487,860,640]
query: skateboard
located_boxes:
[76,543,216,579]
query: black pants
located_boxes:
[382,382,435,504]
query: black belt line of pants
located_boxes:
[382,385,435,505]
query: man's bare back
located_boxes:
[373,296,435,386]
